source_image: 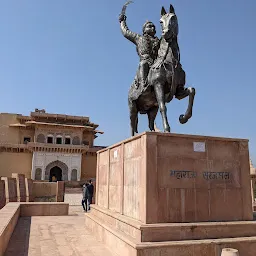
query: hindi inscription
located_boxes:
[170,170,197,179]
[203,172,230,180]
[170,170,231,180]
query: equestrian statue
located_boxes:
[119,2,196,136]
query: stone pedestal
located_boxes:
[95,132,252,223]
[1,177,17,203]
[85,132,256,256]
[0,180,6,209]
[25,178,34,202]
[12,173,26,202]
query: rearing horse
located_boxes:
[128,4,196,136]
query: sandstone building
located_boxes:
[0,109,105,181]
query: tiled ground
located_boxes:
[5,206,117,256]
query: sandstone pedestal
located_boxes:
[12,173,26,202]
[85,132,256,256]
[1,177,17,203]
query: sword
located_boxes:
[121,1,133,16]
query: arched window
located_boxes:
[35,168,42,180]
[56,135,63,145]
[72,136,80,145]
[37,134,45,143]
[47,134,54,144]
[65,136,71,145]
[71,169,77,181]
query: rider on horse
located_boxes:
[119,14,159,89]
[151,6,185,102]
[120,2,196,135]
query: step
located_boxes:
[90,205,256,242]
[85,212,256,256]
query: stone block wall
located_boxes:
[0,174,36,207]
[25,178,34,202]
[33,182,57,202]
[32,181,65,202]
[0,174,65,207]
[12,173,26,202]
[56,181,65,202]
[1,177,17,203]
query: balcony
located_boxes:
[27,142,89,153]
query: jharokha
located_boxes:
[0,109,105,182]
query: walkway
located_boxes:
[64,188,83,206]
[64,193,82,206]
[5,206,117,256]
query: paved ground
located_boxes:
[64,193,82,206]
[5,206,117,256]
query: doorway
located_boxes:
[49,166,62,182]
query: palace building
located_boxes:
[0,109,105,182]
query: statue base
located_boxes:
[85,132,255,255]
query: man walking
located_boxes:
[87,180,94,211]
[82,183,89,212]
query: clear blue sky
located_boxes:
[0,1,255,164]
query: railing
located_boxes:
[0,142,89,153]
[27,142,89,153]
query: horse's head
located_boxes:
[160,4,178,40]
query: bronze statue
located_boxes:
[119,4,159,89]
[119,2,196,136]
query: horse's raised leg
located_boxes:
[154,83,170,132]
[176,87,196,124]
[147,106,158,131]
[128,99,138,136]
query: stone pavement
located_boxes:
[64,193,82,206]
[5,206,117,256]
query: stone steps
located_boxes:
[90,205,256,243]
[85,211,256,256]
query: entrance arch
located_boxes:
[49,166,62,182]
[45,160,68,181]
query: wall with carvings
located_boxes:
[32,152,82,181]
[35,126,83,144]
[0,152,32,178]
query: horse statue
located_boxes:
[119,2,196,136]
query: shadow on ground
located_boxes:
[5,217,31,256]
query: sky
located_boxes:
[0,0,255,164]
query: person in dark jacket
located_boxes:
[82,183,89,212]
[87,180,94,211]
